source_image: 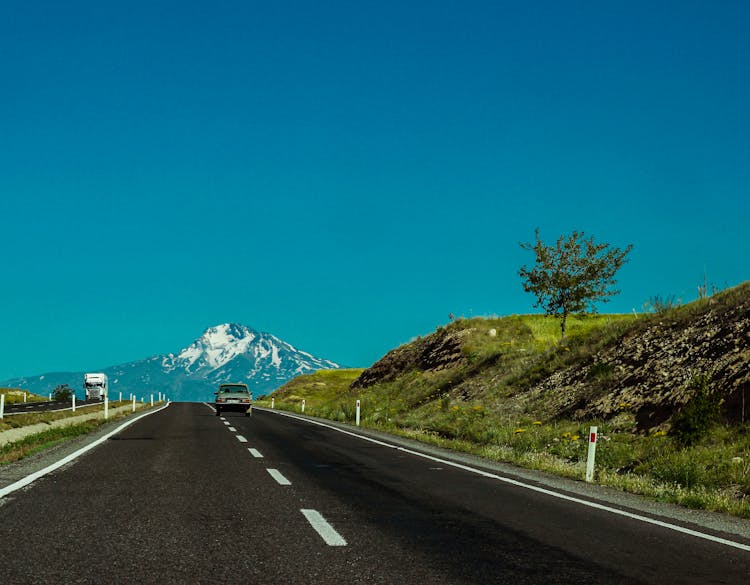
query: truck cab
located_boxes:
[84,373,108,401]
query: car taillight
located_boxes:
[243,399,250,403]
[217,397,225,403]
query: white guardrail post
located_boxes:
[301,399,305,413]
[585,426,598,482]
[0,394,4,420]
[356,400,361,426]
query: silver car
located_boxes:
[214,383,253,416]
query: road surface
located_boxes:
[0,402,748,584]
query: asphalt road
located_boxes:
[0,402,748,584]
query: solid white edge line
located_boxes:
[266,468,291,485]
[0,402,173,499]
[236,435,248,443]
[301,509,347,546]
[260,408,750,553]
[248,448,263,458]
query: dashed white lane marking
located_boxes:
[267,468,291,485]
[228,426,237,432]
[262,408,750,553]
[236,435,248,443]
[248,448,263,458]
[223,421,231,426]
[301,509,347,546]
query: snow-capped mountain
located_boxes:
[1,324,340,402]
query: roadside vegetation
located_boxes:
[0,388,46,404]
[0,400,133,432]
[261,284,750,519]
[0,400,157,465]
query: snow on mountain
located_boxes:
[1,324,340,402]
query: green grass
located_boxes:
[0,422,101,464]
[256,369,365,419]
[1,388,47,404]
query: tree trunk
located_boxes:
[560,310,568,339]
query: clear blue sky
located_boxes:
[1,1,748,380]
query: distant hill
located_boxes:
[1,324,340,402]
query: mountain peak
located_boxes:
[2,323,340,402]
[200,323,256,348]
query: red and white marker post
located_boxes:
[585,426,598,482]
[356,400,361,426]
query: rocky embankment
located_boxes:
[528,290,750,429]
[351,328,470,389]
[351,282,750,431]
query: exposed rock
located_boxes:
[351,328,471,389]
[526,291,750,429]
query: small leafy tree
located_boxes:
[519,229,633,338]
[52,384,72,401]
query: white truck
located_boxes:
[84,373,108,401]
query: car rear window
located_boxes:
[220,386,249,393]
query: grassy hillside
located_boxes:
[1,389,47,404]
[264,283,750,518]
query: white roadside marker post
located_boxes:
[0,394,4,420]
[119,391,122,402]
[586,426,598,482]
[72,394,76,412]
[49,393,52,401]
[271,398,274,409]
[132,395,136,412]
[24,392,27,403]
[301,399,306,413]
[150,394,154,406]
[104,395,109,420]
[356,400,361,426]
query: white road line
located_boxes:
[301,509,347,546]
[261,408,750,553]
[0,403,172,499]
[248,448,263,458]
[228,426,237,432]
[223,421,231,426]
[267,468,291,485]
[236,435,248,443]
